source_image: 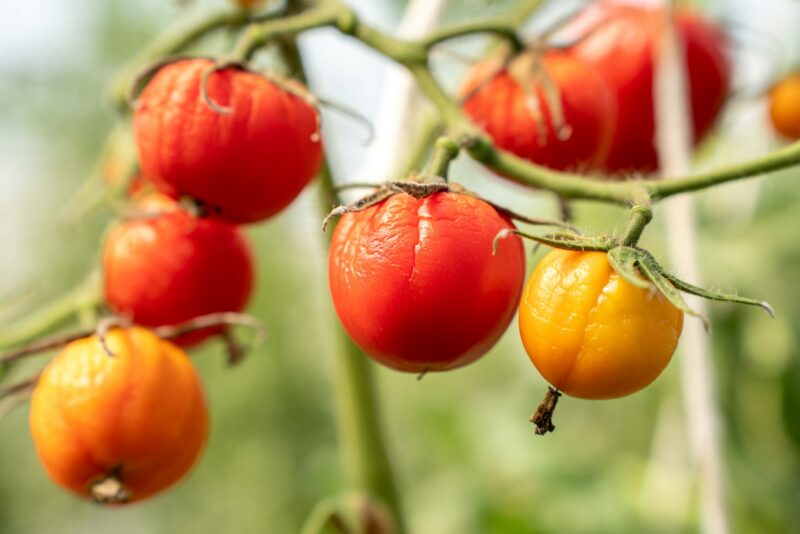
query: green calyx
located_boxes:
[502,224,774,328]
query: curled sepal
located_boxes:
[662,271,775,318]
[636,251,711,331]
[607,246,651,290]
[128,55,199,109]
[321,180,448,232]
[493,229,613,255]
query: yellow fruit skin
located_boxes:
[518,250,684,400]
[769,73,800,140]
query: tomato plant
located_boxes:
[563,1,730,174]
[103,194,254,346]
[134,58,322,224]
[328,189,525,373]
[462,50,615,172]
[2,0,797,530]
[519,249,684,399]
[29,327,208,504]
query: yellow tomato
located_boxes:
[518,250,684,400]
[769,72,800,140]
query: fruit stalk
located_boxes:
[620,204,654,247]
[426,137,460,181]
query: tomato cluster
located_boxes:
[27,57,326,504]
[463,1,730,176]
[22,0,741,507]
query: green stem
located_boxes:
[397,113,445,177]
[408,64,470,129]
[648,140,800,199]
[278,35,405,533]
[463,136,644,204]
[0,271,101,350]
[231,4,342,60]
[319,163,406,534]
[620,205,654,247]
[422,18,525,51]
[107,6,287,110]
[426,137,460,180]
[109,10,246,110]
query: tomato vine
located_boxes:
[1,0,796,531]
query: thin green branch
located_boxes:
[647,141,800,199]
[279,37,406,532]
[108,9,259,110]
[397,113,444,177]
[0,271,101,350]
[426,137,460,180]
[421,18,525,50]
[462,136,645,204]
[231,4,342,60]
[620,205,653,247]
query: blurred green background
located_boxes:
[1,0,800,532]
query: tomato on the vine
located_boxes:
[29,327,208,503]
[462,50,615,172]
[519,249,684,399]
[329,191,525,373]
[562,1,730,174]
[103,194,254,346]
[769,72,800,140]
[134,58,322,224]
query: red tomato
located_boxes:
[103,195,254,346]
[462,50,615,172]
[562,1,730,174]
[329,192,525,373]
[134,58,322,224]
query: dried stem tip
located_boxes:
[89,470,130,505]
[530,387,561,436]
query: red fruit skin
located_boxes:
[462,51,615,173]
[103,198,254,347]
[134,58,323,224]
[329,192,525,373]
[565,2,730,174]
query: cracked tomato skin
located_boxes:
[29,327,208,503]
[329,191,525,373]
[563,2,730,174]
[519,250,683,399]
[769,72,800,140]
[461,51,615,172]
[134,58,322,224]
[103,195,254,347]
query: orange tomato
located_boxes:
[769,72,800,140]
[29,327,208,503]
[518,250,683,400]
